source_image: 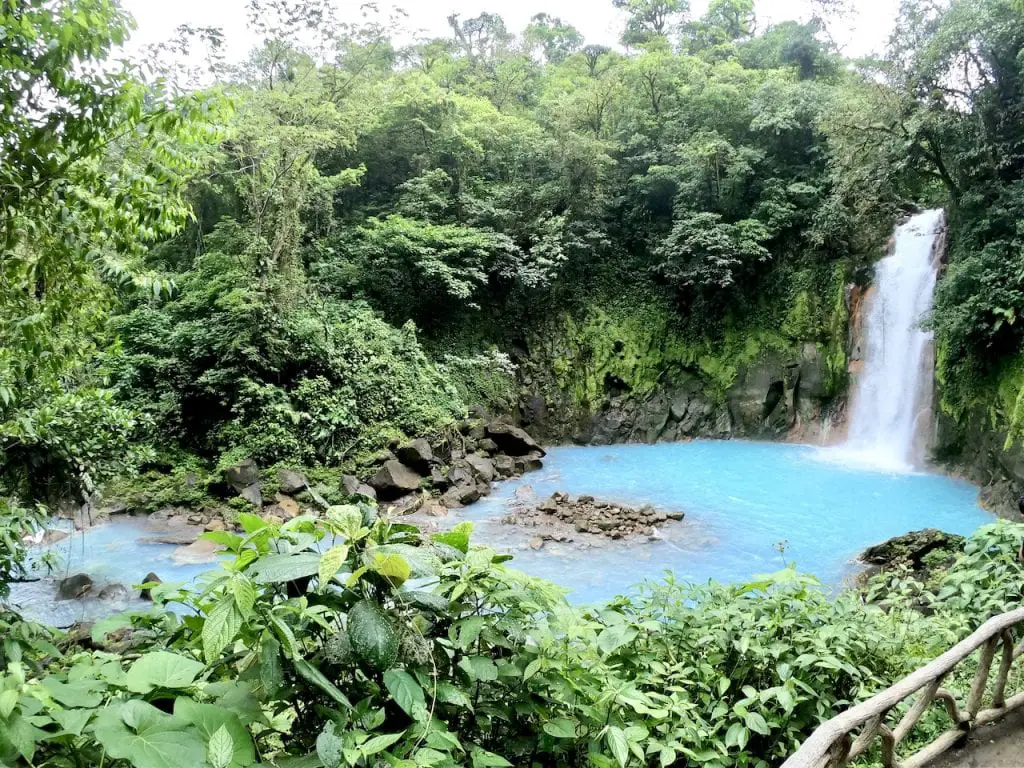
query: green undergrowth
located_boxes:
[2,511,1024,768]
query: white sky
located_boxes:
[121,0,903,62]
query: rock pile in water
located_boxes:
[504,491,684,541]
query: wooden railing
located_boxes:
[781,606,1024,768]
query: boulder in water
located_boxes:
[173,538,223,565]
[139,526,203,546]
[98,583,129,601]
[57,574,93,600]
[465,454,495,483]
[139,572,162,600]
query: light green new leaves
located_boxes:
[318,544,349,588]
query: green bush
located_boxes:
[108,252,464,466]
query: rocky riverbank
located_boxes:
[30,418,548,610]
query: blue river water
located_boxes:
[10,440,995,622]
[461,441,994,604]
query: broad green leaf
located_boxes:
[453,616,486,650]
[247,552,321,585]
[383,669,426,719]
[597,624,638,655]
[203,599,243,662]
[403,590,449,614]
[237,513,267,534]
[208,725,234,768]
[316,722,343,768]
[435,681,473,708]
[458,655,498,682]
[269,614,299,659]
[318,544,348,588]
[542,718,577,739]
[361,731,404,756]
[201,531,244,551]
[0,689,18,719]
[744,711,770,736]
[39,678,103,708]
[260,635,283,696]
[725,722,749,750]
[174,698,255,767]
[125,652,204,694]
[606,726,629,768]
[431,522,473,553]
[50,709,93,736]
[371,544,440,578]
[470,747,512,767]
[326,505,362,538]
[373,552,411,587]
[93,700,205,768]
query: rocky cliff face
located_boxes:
[510,297,850,447]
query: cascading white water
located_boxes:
[843,208,945,471]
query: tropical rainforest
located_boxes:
[4,0,1024,766]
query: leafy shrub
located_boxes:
[108,253,464,466]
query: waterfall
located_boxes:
[843,209,945,471]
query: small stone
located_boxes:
[263,514,285,527]
[421,500,448,517]
[204,519,227,532]
[529,537,545,551]
[665,510,685,521]
[477,438,499,454]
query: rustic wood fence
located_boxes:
[781,606,1024,768]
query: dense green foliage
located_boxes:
[2,513,1024,768]
[81,0,901,470]
[5,1,1024,766]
